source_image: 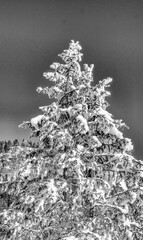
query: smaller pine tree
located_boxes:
[0,41,143,240]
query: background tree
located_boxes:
[0,41,143,240]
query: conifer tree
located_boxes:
[0,41,143,240]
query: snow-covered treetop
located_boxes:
[19,40,133,155]
[58,40,83,63]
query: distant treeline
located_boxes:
[0,139,39,153]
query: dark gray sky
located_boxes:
[0,0,143,159]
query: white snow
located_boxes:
[43,72,54,79]
[92,136,102,147]
[98,108,113,122]
[50,62,60,69]
[76,114,89,133]
[52,86,63,93]
[47,179,58,203]
[119,179,127,191]
[63,237,77,240]
[109,126,123,139]
[30,115,48,129]
[77,144,84,151]
[124,138,133,151]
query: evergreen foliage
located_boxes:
[0,41,143,239]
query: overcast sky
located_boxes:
[0,0,143,159]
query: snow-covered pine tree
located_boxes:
[1,40,143,240]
